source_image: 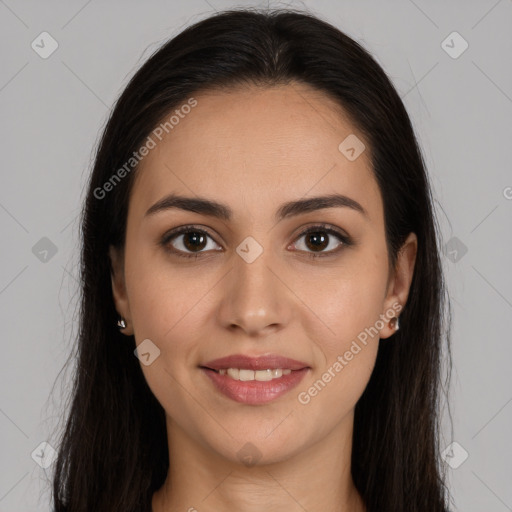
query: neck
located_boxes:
[152,411,366,512]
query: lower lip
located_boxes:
[201,367,309,405]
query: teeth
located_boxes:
[218,368,292,381]
[226,368,239,380]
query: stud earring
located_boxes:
[389,316,400,331]
[117,317,127,329]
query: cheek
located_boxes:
[124,242,202,336]
[124,252,225,384]
[306,255,389,354]
[124,254,212,422]
[294,249,387,411]
[296,271,383,422]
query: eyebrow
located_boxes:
[144,192,368,222]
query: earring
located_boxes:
[389,316,400,331]
[117,317,127,329]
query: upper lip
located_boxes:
[201,354,310,371]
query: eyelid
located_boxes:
[293,222,350,241]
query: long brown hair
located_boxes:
[51,7,453,511]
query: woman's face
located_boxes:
[110,83,417,465]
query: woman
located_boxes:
[52,7,453,511]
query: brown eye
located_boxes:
[161,226,222,259]
[304,231,329,252]
[292,225,351,258]
[181,231,208,252]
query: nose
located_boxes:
[217,244,292,337]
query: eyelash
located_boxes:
[160,223,353,260]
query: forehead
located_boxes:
[129,83,382,225]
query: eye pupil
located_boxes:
[184,232,207,252]
[306,232,328,251]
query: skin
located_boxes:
[109,83,417,512]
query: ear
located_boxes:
[379,232,417,339]
[108,244,134,336]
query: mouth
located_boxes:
[199,354,310,404]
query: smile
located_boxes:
[215,368,292,381]
[201,366,309,404]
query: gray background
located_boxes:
[1,0,511,510]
